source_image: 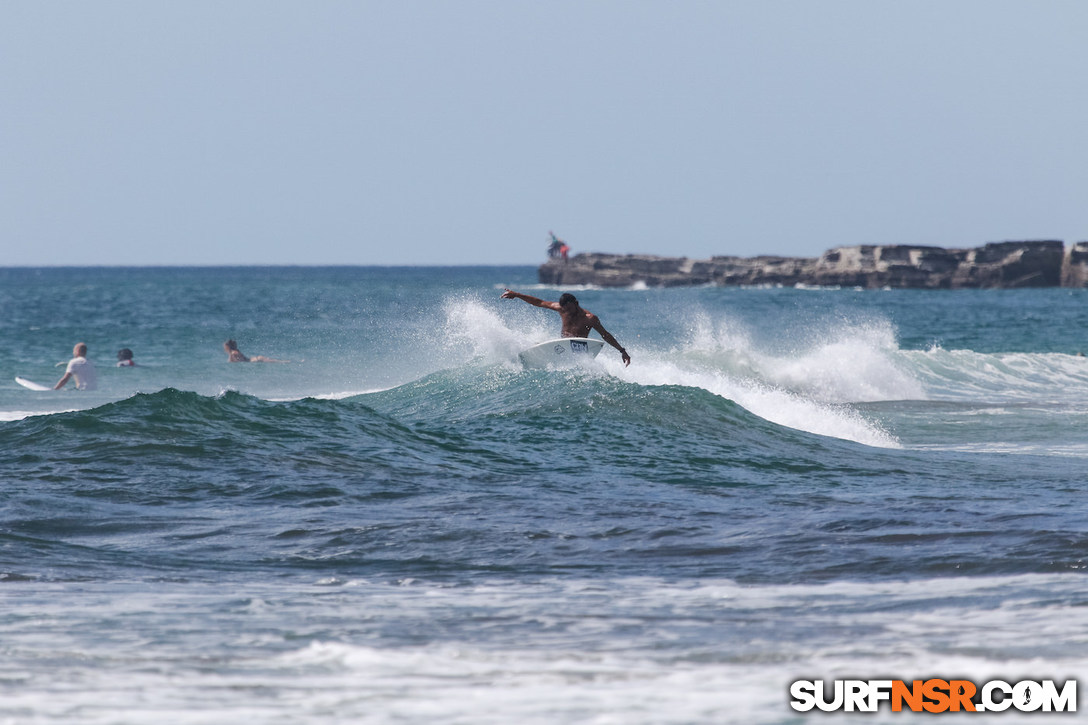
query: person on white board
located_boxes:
[224,339,289,363]
[54,342,98,390]
[501,289,630,367]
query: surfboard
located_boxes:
[15,376,51,391]
[518,337,605,367]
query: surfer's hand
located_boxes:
[621,349,631,367]
[501,289,516,299]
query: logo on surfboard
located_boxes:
[552,340,589,356]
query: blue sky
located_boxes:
[2,1,1085,266]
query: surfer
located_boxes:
[116,348,136,367]
[54,342,98,390]
[224,339,289,363]
[501,289,631,366]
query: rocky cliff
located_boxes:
[539,240,1088,289]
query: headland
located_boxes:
[539,240,1088,289]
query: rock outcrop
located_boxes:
[1062,242,1088,287]
[538,240,1085,289]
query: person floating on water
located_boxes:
[54,342,98,390]
[116,348,136,367]
[224,339,290,363]
[501,289,631,367]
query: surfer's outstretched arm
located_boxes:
[592,320,631,367]
[501,289,560,311]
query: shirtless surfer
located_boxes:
[224,339,289,363]
[501,289,631,367]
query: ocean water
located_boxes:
[1,266,1085,724]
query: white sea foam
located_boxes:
[2,574,1084,724]
[905,348,1088,403]
[444,294,547,363]
[613,356,900,448]
[681,310,926,403]
[620,310,905,446]
[0,409,79,422]
[269,387,393,402]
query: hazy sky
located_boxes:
[2,1,1085,266]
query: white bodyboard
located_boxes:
[518,337,605,368]
[15,376,52,391]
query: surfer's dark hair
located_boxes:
[559,293,578,307]
[117,348,133,361]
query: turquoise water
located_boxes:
[1,267,1086,723]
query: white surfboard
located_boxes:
[519,337,605,367]
[15,376,52,391]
